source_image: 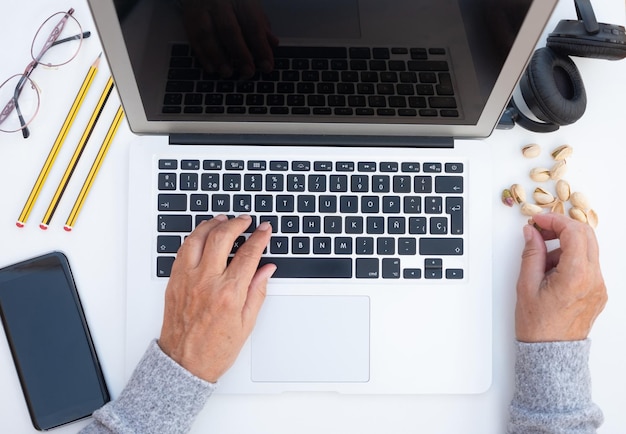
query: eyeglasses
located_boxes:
[0,8,90,138]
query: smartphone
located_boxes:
[0,252,109,430]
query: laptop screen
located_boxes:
[92,0,557,137]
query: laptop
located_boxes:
[87,0,557,394]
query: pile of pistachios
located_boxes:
[501,143,598,228]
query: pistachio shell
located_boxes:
[501,189,514,207]
[510,184,526,204]
[556,179,571,201]
[551,200,565,214]
[521,202,543,216]
[551,144,573,160]
[587,209,599,228]
[530,167,551,182]
[533,187,555,205]
[570,192,590,210]
[549,160,567,180]
[522,144,541,158]
[569,207,588,223]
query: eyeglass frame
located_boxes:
[0,8,91,139]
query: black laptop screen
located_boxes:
[112,0,531,126]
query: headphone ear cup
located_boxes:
[519,47,587,126]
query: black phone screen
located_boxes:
[0,252,109,430]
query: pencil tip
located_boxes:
[93,53,103,67]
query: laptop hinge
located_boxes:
[169,134,454,148]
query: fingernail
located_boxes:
[238,214,252,221]
[523,225,534,242]
[257,221,271,231]
[214,214,228,222]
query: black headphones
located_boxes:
[504,0,626,133]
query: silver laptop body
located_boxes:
[87,0,557,394]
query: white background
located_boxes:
[0,0,625,433]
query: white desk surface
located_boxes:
[1,1,625,433]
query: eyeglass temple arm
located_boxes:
[33,8,74,62]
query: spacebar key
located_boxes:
[419,238,464,255]
[258,258,352,278]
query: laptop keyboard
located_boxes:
[163,45,459,118]
[156,157,466,280]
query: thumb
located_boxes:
[242,263,276,329]
[517,224,547,296]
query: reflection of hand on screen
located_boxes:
[180,0,279,79]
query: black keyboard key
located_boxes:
[446,197,464,235]
[158,215,192,232]
[388,217,406,234]
[324,216,342,233]
[335,237,353,254]
[356,258,379,278]
[203,160,222,170]
[414,176,432,193]
[313,237,332,254]
[281,216,299,233]
[260,216,279,233]
[179,173,198,190]
[398,238,416,255]
[377,237,395,255]
[212,195,230,212]
[233,194,252,212]
[274,46,348,59]
[255,195,273,212]
[408,60,449,71]
[201,173,220,191]
[270,236,289,254]
[157,236,181,253]
[430,217,448,234]
[403,268,421,279]
[190,194,209,212]
[425,196,443,214]
[158,173,177,190]
[346,216,364,233]
[244,174,263,191]
[258,257,352,278]
[266,174,284,191]
[362,196,379,213]
[158,194,187,211]
[298,195,316,213]
[366,217,384,234]
[382,258,401,279]
[159,160,178,170]
[409,217,427,234]
[319,196,337,213]
[446,269,464,279]
[435,176,463,193]
[223,174,241,191]
[157,257,175,277]
[287,174,306,191]
[226,160,245,170]
[276,195,294,212]
[445,163,464,173]
[292,237,310,254]
[356,237,374,254]
[419,238,463,255]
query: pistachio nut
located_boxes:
[551,200,565,214]
[522,144,541,158]
[551,144,573,161]
[587,209,599,228]
[570,192,590,210]
[569,207,588,223]
[549,160,567,180]
[533,187,555,205]
[510,183,526,204]
[521,202,543,216]
[555,179,571,201]
[501,189,514,207]
[530,167,551,182]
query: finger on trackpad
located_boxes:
[251,295,370,383]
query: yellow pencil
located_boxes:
[16,54,101,227]
[39,76,115,230]
[64,106,124,231]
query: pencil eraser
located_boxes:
[39,223,48,230]
[63,225,72,232]
[16,222,24,228]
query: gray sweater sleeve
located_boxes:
[79,340,216,434]
[507,339,603,434]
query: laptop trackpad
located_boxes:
[251,295,370,383]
